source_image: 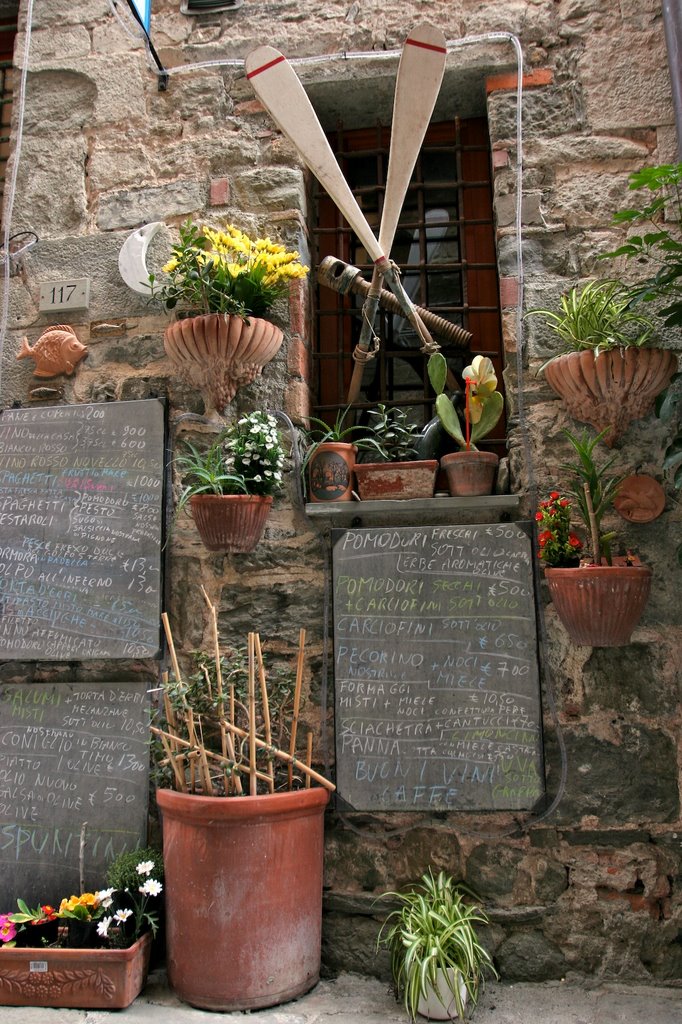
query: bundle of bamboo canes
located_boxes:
[151,589,335,796]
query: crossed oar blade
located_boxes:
[245,45,385,265]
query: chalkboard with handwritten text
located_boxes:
[0,681,150,907]
[0,400,164,661]
[332,523,544,812]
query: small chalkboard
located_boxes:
[0,400,165,660]
[0,681,150,907]
[332,523,544,812]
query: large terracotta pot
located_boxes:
[353,460,438,500]
[0,932,151,1009]
[543,348,677,446]
[164,313,283,421]
[544,564,652,646]
[307,442,357,502]
[440,450,499,496]
[189,493,272,553]
[157,786,329,1012]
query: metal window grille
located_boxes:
[312,116,506,454]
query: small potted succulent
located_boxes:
[353,404,438,500]
[539,429,652,646]
[150,219,309,419]
[376,869,497,1022]
[175,409,285,553]
[526,279,676,445]
[428,351,504,495]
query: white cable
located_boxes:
[0,0,34,396]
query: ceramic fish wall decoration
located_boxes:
[16,324,88,378]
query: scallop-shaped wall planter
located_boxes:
[543,347,677,446]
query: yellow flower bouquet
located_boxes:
[149,220,309,319]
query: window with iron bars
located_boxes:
[311,116,506,458]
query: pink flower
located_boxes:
[0,914,17,943]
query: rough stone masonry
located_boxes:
[0,0,681,985]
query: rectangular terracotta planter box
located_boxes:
[0,931,151,1009]
[353,460,438,500]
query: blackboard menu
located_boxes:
[332,523,544,812]
[0,400,164,660]
[0,681,150,907]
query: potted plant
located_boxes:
[150,220,309,419]
[353,404,438,500]
[175,409,285,553]
[526,279,676,445]
[539,429,652,647]
[152,599,334,1011]
[302,407,364,503]
[376,869,497,1022]
[0,861,162,1009]
[427,352,504,496]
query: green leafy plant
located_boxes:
[376,869,497,1022]
[602,162,682,328]
[149,220,309,319]
[526,280,654,360]
[428,352,504,450]
[561,429,624,565]
[358,404,422,463]
[176,410,285,510]
[106,847,164,892]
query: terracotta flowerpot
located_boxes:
[307,442,357,502]
[544,564,652,646]
[189,493,272,553]
[164,314,283,421]
[353,460,438,500]
[157,786,329,1012]
[0,932,151,1009]
[543,348,677,446]
[440,450,499,496]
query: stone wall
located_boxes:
[1,0,681,984]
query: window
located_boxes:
[312,116,506,457]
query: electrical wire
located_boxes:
[0,0,35,397]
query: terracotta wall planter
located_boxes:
[164,313,283,420]
[440,450,499,496]
[543,348,677,446]
[157,786,329,1012]
[544,564,652,646]
[307,442,357,502]
[0,932,151,1009]
[353,460,438,500]
[189,493,272,553]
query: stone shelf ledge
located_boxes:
[305,493,522,528]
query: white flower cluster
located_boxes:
[227,411,285,497]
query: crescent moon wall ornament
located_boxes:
[118,221,165,295]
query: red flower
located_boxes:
[568,533,582,549]
[550,490,560,500]
[535,511,543,521]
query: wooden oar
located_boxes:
[347,24,446,403]
[246,46,387,266]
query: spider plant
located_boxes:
[527,279,655,364]
[376,870,497,1022]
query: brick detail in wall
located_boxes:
[209,177,230,206]
[486,68,553,93]
[499,276,519,309]
[492,148,510,170]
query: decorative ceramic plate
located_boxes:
[613,474,666,523]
